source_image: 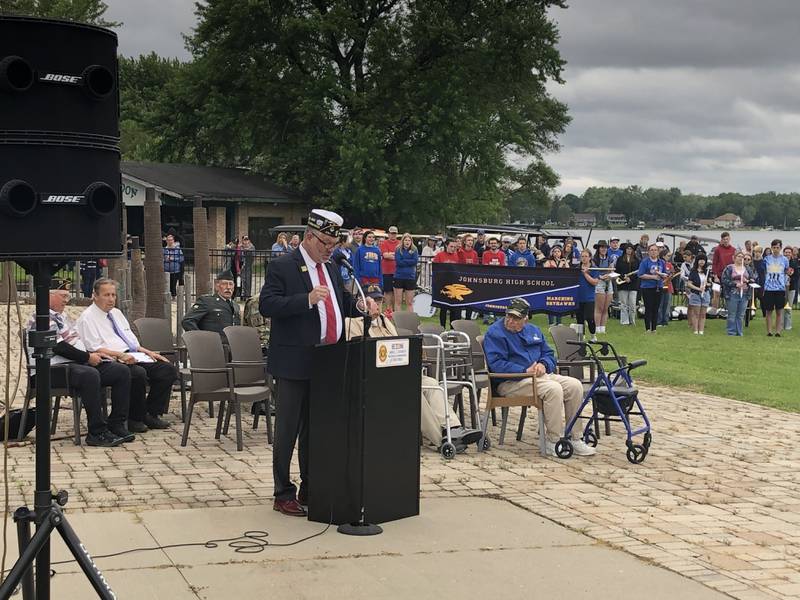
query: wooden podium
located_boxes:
[308,335,422,526]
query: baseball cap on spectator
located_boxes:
[610,236,620,242]
[506,297,530,319]
[388,226,399,233]
[365,284,384,299]
[477,229,486,235]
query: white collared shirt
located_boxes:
[76,303,141,353]
[299,244,343,343]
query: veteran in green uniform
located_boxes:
[182,270,241,339]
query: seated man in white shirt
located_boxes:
[27,282,133,446]
[76,278,178,433]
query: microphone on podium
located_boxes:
[333,253,355,273]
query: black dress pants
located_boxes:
[273,377,310,501]
[641,288,661,331]
[128,361,178,421]
[59,362,131,434]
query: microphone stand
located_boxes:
[337,264,382,536]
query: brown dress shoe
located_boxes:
[273,498,307,517]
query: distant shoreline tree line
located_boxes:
[535,186,800,229]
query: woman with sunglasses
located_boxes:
[271,232,289,254]
[686,254,710,335]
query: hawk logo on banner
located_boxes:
[442,284,473,301]
[432,264,579,314]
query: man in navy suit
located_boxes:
[260,209,379,517]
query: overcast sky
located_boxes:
[106,0,800,197]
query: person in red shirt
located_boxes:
[433,238,463,327]
[711,232,735,309]
[458,234,480,318]
[380,225,401,308]
[458,234,479,265]
[481,236,506,266]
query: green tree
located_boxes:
[150,0,570,230]
[119,53,185,160]
[0,0,119,27]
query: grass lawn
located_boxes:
[419,310,800,412]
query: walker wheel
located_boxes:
[643,432,652,449]
[480,436,491,451]
[626,444,647,464]
[555,439,573,459]
[441,442,456,460]
[584,431,598,448]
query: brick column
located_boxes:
[207,207,226,248]
[236,204,249,238]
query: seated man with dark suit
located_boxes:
[260,209,379,517]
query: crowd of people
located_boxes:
[355,227,796,339]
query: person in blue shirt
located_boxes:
[637,244,669,333]
[163,234,184,298]
[483,298,595,457]
[608,237,623,262]
[763,239,790,337]
[509,237,536,267]
[577,249,599,342]
[393,233,419,312]
[352,230,382,287]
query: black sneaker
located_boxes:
[108,425,135,443]
[86,430,124,447]
[143,414,170,430]
[127,420,149,433]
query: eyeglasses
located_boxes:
[310,230,336,249]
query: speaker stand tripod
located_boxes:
[0,262,114,600]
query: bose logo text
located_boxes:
[40,73,82,85]
[42,195,85,204]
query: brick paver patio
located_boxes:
[3,383,799,600]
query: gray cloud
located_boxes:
[105,0,196,60]
[547,1,800,195]
[102,1,800,196]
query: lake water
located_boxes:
[549,229,800,251]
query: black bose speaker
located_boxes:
[0,16,122,260]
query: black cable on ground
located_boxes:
[51,521,332,566]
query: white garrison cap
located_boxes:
[308,209,344,236]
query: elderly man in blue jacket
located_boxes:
[483,298,595,457]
